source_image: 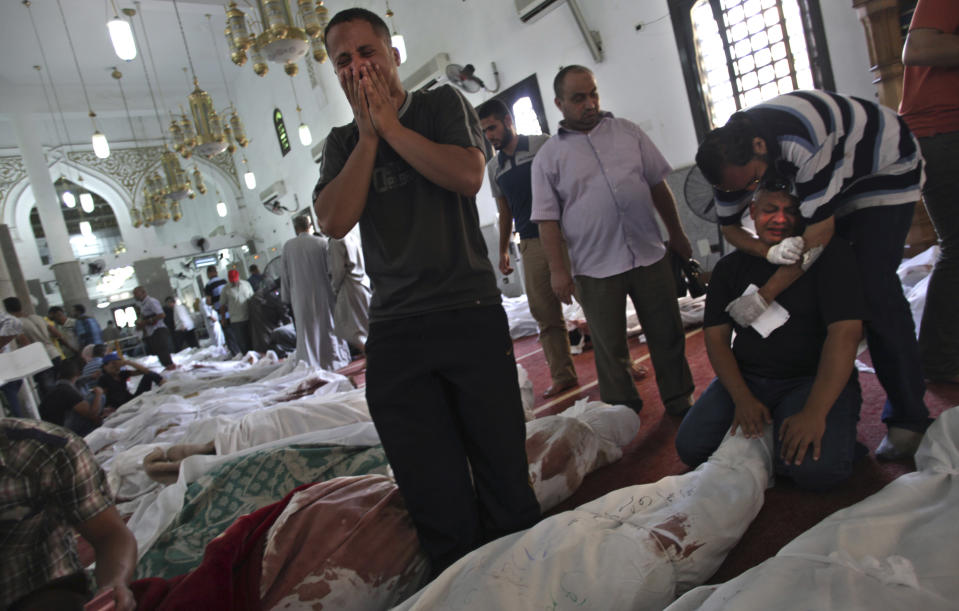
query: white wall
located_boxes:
[2,0,879,280]
[232,0,880,235]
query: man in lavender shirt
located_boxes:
[531,65,694,416]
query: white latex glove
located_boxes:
[765,236,805,265]
[801,244,824,271]
[726,292,769,327]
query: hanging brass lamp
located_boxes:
[224,1,328,76]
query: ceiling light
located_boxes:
[298,122,312,146]
[56,0,110,159]
[79,192,95,213]
[242,157,256,190]
[216,201,228,217]
[386,2,406,64]
[392,35,407,64]
[289,77,312,146]
[79,221,93,236]
[62,190,76,208]
[107,8,137,61]
[92,129,110,159]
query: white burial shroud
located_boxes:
[394,428,773,611]
[667,404,959,611]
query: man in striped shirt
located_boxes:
[696,90,929,460]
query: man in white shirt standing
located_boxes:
[166,296,198,350]
[220,269,255,355]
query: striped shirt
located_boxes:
[0,418,113,607]
[715,90,924,225]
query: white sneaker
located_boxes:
[875,426,924,461]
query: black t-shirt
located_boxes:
[97,370,134,409]
[704,237,866,378]
[38,380,84,426]
[315,85,500,321]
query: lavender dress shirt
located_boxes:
[530,113,671,278]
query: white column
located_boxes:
[11,112,74,265]
[11,112,90,309]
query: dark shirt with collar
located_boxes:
[487,134,550,240]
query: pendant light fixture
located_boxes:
[107,2,137,61]
[223,1,327,76]
[289,77,312,146]
[385,0,406,64]
[55,0,110,158]
[215,188,228,217]
[206,13,249,153]
[242,157,256,190]
[172,0,229,159]
[79,192,95,213]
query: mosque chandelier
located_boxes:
[168,0,247,160]
[130,4,214,227]
[224,1,330,77]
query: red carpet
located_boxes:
[342,329,958,580]
[519,328,958,583]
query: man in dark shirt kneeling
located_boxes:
[675,179,865,491]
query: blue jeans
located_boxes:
[836,203,930,433]
[676,374,861,491]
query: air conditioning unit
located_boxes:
[401,52,450,92]
[259,180,287,204]
[516,0,563,23]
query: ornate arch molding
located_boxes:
[0,155,27,219]
[66,147,241,204]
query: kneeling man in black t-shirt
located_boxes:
[676,180,865,491]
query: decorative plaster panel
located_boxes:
[0,155,27,210]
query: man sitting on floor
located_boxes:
[38,358,110,437]
[675,179,865,491]
[97,352,164,410]
[0,417,136,610]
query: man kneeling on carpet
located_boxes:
[675,178,865,490]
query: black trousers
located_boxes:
[364,305,541,577]
[146,327,174,367]
[175,329,199,350]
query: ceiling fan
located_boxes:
[262,196,294,216]
[445,62,500,94]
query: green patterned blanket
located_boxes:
[137,443,389,579]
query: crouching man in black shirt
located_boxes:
[97,353,164,410]
[675,180,866,490]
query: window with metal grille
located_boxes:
[669,0,834,140]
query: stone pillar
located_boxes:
[133,257,174,304]
[11,112,91,309]
[51,260,91,312]
[0,224,34,314]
